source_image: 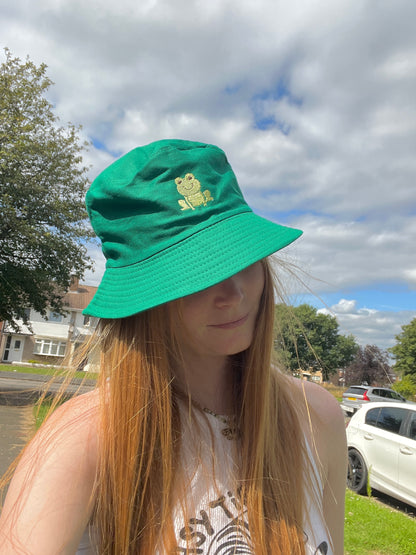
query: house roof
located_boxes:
[63,284,98,310]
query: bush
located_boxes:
[393,375,416,400]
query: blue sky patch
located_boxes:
[298,284,416,313]
[255,115,277,130]
[250,78,302,133]
[91,137,106,151]
[90,137,121,158]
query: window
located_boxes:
[48,311,63,323]
[3,335,11,361]
[83,316,98,328]
[347,387,366,395]
[34,339,66,357]
[14,340,21,350]
[388,390,404,401]
[365,408,381,427]
[408,413,416,441]
[376,407,406,435]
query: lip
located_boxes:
[208,313,249,330]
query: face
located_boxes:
[175,262,265,363]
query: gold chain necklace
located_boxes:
[203,407,239,440]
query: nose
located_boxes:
[213,275,244,308]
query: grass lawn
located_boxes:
[0,363,60,375]
[34,400,57,429]
[344,490,416,554]
[321,382,345,402]
[0,363,96,380]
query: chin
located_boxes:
[223,338,253,356]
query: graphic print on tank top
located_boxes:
[173,486,329,554]
[173,488,252,554]
[173,407,331,555]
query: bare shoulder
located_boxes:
[291,377,345,431]
[5,387,101,493]
[41,388,100,434]
[0,389,101,553]
[290,379,347,554]
[289,377,346,475]
[30,388,100,459]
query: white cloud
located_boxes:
[318,299,416,351]
[83,245,106,287]
[287,214,416,296]
[404,269,416,287]
[2,0,416,346]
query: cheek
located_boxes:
[249,262,266,303]
[179,293,209,336]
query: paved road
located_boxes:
[0,404,34,478]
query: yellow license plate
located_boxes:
[348,397,356,401]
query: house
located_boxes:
[300,370,323,384]
[0,277,98,369]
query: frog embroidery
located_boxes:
[175,173,214,210]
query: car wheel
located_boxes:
[347,448,368,495]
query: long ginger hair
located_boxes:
[92,258,309,554]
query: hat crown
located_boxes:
[86,140,251,268]
[84,139,302,318]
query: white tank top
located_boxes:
[76,408,332,554]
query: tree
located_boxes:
[344,345,392,386]
[393,374,416,401]
[0,49,94,326]
[389,317,416,378]
[274,303,358,381]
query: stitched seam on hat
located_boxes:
[105,212,294,274]
[105,207,254,269]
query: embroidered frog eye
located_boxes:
[185,173,193,180]
[175,177,183,185]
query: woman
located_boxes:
[0,140,346,554]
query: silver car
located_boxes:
[341,385,407,416]
[346,402,416,507]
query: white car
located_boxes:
[346,402,416,507]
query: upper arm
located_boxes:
[321,395,347,555]
[302,381,347,555]
[0,391,99,555]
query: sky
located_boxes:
[1,0,415,352]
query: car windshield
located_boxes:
[346,387,366,395]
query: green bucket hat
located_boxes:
[83,139,302,318]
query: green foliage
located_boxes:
[366,466,372,498]
[0,48,95,327]
[34,400,53,429]
[274,303,358,380]
[344,344,392,386]
[389,317,416,377]
[393,374,416,400]
[344,491,416,554]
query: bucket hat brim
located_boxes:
[84,211,302,319]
